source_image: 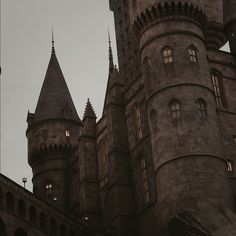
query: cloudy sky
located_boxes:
[1,0,117,190]
[1,1,230,191]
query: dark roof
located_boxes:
[32,51,82,124]
[83,99,96,120]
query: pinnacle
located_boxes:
[83,98,96,120]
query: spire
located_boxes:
[31,46,82,125]
[108,30,114,72]
[83,98,96,120]
[52,28,55,54]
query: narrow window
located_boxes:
[65,129,70,137]
[169,100,181,119]
[163,47,173,64]
[227,160,233,172]
[196,99,207,118]
[188,47,198,63]
[133,104,143,140]
[46,183,53,195]
[211,73,225,108]
[141,158,150,204]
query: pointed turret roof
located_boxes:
[83,99,96,120]
[31,37,82,125]
[108,31,114,73]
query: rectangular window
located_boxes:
[141,158,150,204]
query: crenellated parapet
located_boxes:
[133,2,207,36]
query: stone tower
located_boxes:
[109,0,236,235]
[26,39,83,212]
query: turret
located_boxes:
[224,0,236,55]
[130,0,234,235]
[76,99,102,232]
[26,37,82,211]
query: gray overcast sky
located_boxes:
[1,0,117,190]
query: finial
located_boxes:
[108,28,114,72]
[52,28,55,54]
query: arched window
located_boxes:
[133,104,143,140]
[196,99,207,118]
[6,192,15,211]
[60,224,66,236]
[211,72,226,108]
[188,46,198,63]
[29,206,37,225]
[132,0,136,8]
[0,217,7,236]
[46,183,53,195]
[40,212,47,233]
[169,100,181,119]
[15,228,28,236]
[50,219,58,236]
[163,47,173,64]
[18,199,26,218]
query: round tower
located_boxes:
[130,0,234,234]
[224,0,236,55]
[26,42,82,211]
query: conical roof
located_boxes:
[83,99,96,120]
[32,50,82,124]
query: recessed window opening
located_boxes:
[65,129,70,137]
[211,73,225,108]
[170,100,181,119]
[227,160,233,172]
[134,104,143,140]
[188,47,198,63]
[196,99,207,118]
[163,47,173,64]
[46,183,53,195]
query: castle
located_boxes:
[0,0,236,235]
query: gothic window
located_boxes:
[227,160,233,172]
[196,98,207,118]
[163,47,173,64]
[46,183,53,195]
[211,72,226,108]
[65,129,70,137]
[6,192,15,211]
[141,158,150,204]
[18,200,26,218]
[188,46,198,63]
[133,104,143,140]
[169,100,181,119]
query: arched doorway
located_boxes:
[0,217,7,236]
[15,228,28,236]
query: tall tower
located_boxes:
[224,0,236,55]
[128,0,234,235]
[26,38,82,211]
